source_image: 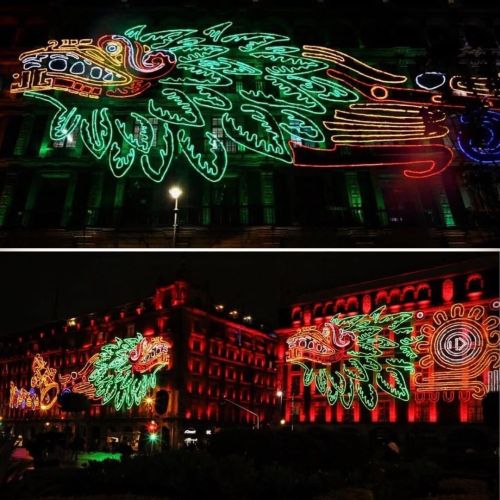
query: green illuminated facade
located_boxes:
[0,2,498,247]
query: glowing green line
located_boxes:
[178,129,228,182]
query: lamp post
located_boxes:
[276,389,283,420]
[168,186,182,248]
[276,390,294,431]
[223,397,260,430]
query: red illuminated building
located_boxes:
[0,280,278,448]
[1,257,498,450]
[276,256,499,427]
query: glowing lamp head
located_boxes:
[276,390,283,398]
[280,419,286,425]
[145,396,154,405]
[148,433,158,443]
[169,186,183,200]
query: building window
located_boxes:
[402,287,415,303]
[467,401,483,423]
[466,273,484,295]
[211,117,237,152]
[288,118,303,145]
[192,381,201,394]
[417,284,431,302]
[315,405,326,423]
[415,403,430,422]
[291,375,301,396]
[53,127,79,148]
[335,299,346,314]
[134,117,158,147]
[192,359,202,374]
[291,307,302,322]
[208,363,219,377]
[375,291,388,307]
[377,401,391,422]
[343,408,355,423]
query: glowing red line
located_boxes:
[290,141,454,179]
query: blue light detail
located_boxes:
[457,110,500,164]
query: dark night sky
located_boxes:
[0,251,496,336]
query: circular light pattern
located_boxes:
[415,311,425,320]
[370,85,389,100]
[415,303,500,402]
[431,319,486,369]
[415,72,446,91]
[490,299,500,310]
[457,110,500,164]
[104,42,122,55]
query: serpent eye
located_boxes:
[105,42,122,55]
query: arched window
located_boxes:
[313,304,323,318]
[324,302,334,317]
[402,286,415,304]
[389,289,401,304]
[417,283,431,303]
[335,299,346,314]
[375,291,388,307]
[347,297,359,313]
[291,307,302,323]
[466,273,484,299]
[466,273,484,293]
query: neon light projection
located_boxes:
[414,304,500,401]
[11,22,500,183]
[58,354,100,399]
[10,335,171,413]
[11,37,176,98]
[83,334,171,411]
[9,355,58,411]
[286,307,416,411]
[9,383,40,411]
[415,72,447,91]
[31,354,60,410]
[457,110,500,164]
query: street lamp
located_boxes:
[168,186,182,248]
[276,390,284,420]
[223,397,260,430]
[276,390,295,431]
